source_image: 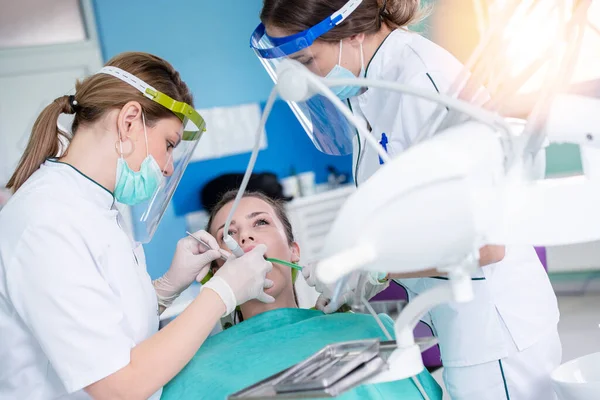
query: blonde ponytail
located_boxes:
[6,51,194,193]
[6,96,74,192]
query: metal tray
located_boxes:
[228,339,385,399]
[274,339,379,392]
[228,337,439,399]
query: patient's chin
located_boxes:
[265,274,281,294]
[265,283,277,295]
[264,268,288,297]
[263,281,285,302]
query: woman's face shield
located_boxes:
[131,102,205,244]
[83,66,207,244]
[250,5,360,156]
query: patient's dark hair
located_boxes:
[207,190,298,325]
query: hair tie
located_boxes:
[380,0,388,16]
[68,95,79,113]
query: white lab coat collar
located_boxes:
[43,159,115,210]
[356,29,414,106]
[365,30,413,77]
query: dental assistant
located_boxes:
[252,1,561,399]
[0,52,274,400]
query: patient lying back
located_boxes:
[161,191,442,400]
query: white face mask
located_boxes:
[113,112,164,206]
[325,40,365,100]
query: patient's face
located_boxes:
[210,196,300,300]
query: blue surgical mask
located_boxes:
[326,40,365,100]
[114,113,164,206]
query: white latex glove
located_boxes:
[153,230,222,308]
[303,262,389,313]
[203,244,275,316]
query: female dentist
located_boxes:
[252,1,561,399]
[0,52,273,400]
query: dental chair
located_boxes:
[535,246,548,271]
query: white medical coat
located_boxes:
[0,160,161,399]
[348,29,560,367]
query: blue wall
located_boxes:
[175,100,352,216]
[93,0,273,107]
[93,0,351,278]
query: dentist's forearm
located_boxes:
[478,245,505,266]
[85,288,225,400]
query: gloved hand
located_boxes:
[153,230,222,308]
[302,262,389,314]
[203,244,275,316]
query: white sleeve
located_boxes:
[6,222,133,393]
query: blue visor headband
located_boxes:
[250,0,363,59]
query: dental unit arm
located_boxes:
[273,63,600,389]
[220,88,279,258]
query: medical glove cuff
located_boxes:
[203,276,237,316]
[153,276,181,308]
[368,271,388,285]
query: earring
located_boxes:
[114,132,135,157]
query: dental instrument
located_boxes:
[185,231,230,261]
[265,258,303,271]
[185,231,303,272]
